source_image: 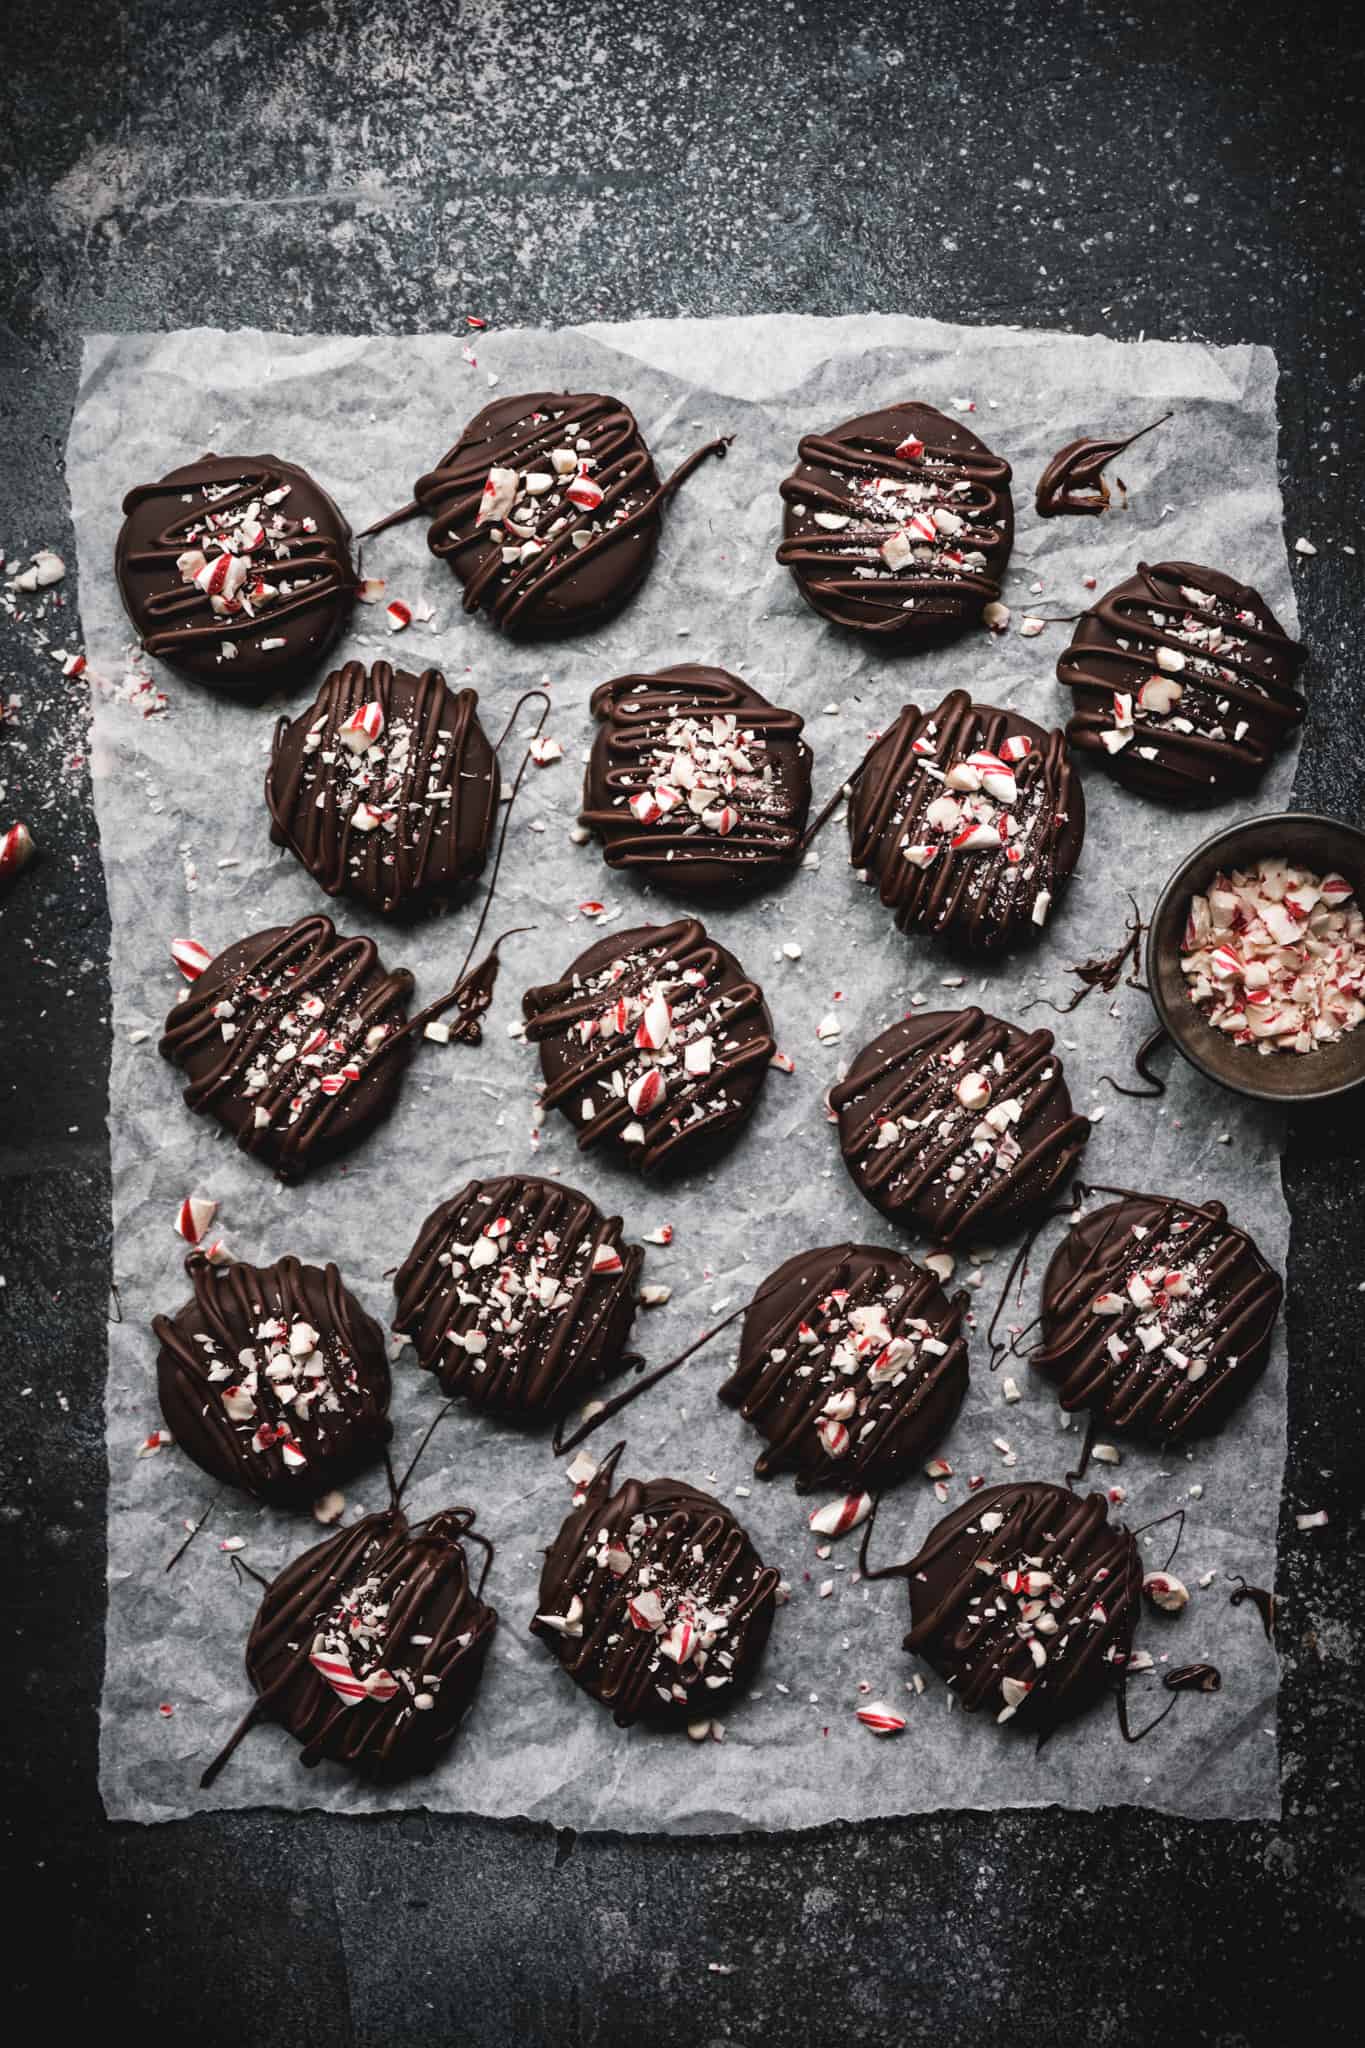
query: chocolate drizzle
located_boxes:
[903,1480,1142,1735]
[159,914,466,1180]
[1058,561,1307,801]
[153,1250,392,1505]
[1034,414,1171,517]
[201,1504,496,1785]
[1032,1192,1282,1441]
[581,664,812,892]
[393,1174,644,1420]
[115,453,354,689]
[523,917,775,1176]
[719,1242,970,1489]
[267,661,500,914]
[1229,1575,1276,1640]
[405,392,728,637]
[776,401,1013,644]
[831,1007,1091,1245]
[531,1443,779,1726]
[848,691,1084,952]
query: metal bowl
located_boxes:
[1148,810,1365,1103]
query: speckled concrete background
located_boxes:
[1,3,1362,2041]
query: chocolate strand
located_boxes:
[1101,1022,1171,1099]
[164,1489,222,1574]
[1035,413,1172,518]
[1229,1575,1276,1640]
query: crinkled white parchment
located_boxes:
[69,316,1293,1827]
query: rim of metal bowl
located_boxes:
[1147,810,1365,1104]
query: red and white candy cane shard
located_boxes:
[339,701,385,752]
[816,1416,850,1458]
[591,1242,624,1275]
[578,900,605,918]
[280,1438,308,1469]
[319,1065,360,1096]
[998,734,1033,764]
[478,465,518,525]
[906,510,938,543]
[808,1492,874,1538]
[894,432,926,461]
[628,1068,665,1116]
[385,600,412,632]
[951,822,1002,852]
[856,1702,907,1736]
[174,1194,218,1245]
[659,1618,695,1665]
[565,473,605,511]
[0,822,36,881]
[634,994,672,1051]
[171,937,214,982]
[628,791,663,825]
[627,1589,665,1631]
[309,1650,394,1706]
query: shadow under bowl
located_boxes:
[1148,810,1365,1104]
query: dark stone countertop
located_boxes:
[2,3,1362,2041]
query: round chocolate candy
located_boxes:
[159,914,418,1181]
[720,1241,969,1489]
[904,1481,1142,1735]
[393,1174,643,1420]
[848,689,1084,952]
[581,664,812,893]
[223,1505,496,1782]
[776,400,1013,644]
[831,1007,1090,1245]
[1057,561,1306,801]
[412,392,721,638]
[153,1251,391,1506]
[115,453,354,691]
[522,916,775,1176]
[266,660,500,915]
[1032,1192,1282,1440]
[531,1445,779,1727]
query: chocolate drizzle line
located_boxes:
[831,1006,1091,1245]
[847,691,1084,953]
[1114,1658,1221,1744]
[531,1442,780,1727]
[1229,1575,1276,1641]
[1101,1022,1171,1100]
[1023,894,1146,1016]
[1034,414,1172,518]
[393,1173,644,1421]
[266,661,501,914]
[776,400,1013,642]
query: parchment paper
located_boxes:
[69,316,1294,1827]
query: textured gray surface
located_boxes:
[2,2,1363,2040]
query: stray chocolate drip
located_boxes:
[1034,1187,1282,1442]
[832,1005,1091,1245]
[1025,894,1146,1016]
[1065,1411,1100,1487]
[847,691,1085,954]
[109,1282,124,1325]
[404,392,729,638]
[532,1444,779,1727]
[582,665,813,891]
[164,1489,222,1574]
[1102,1022,1171,1099]
[394,1173,644,1422]
[1058,561,1307,803]
[201,1503,497,1787]
[983,1186,1085,1370]
[115,453,354,691]
[524,916,775,1176]
[1229,1575,1276,1641]
[1165,1661,1221,1693]
[777,400,1013,645]
[856,1491,909,1584]
[1034,414,1172,518]
[442,929,526,1047]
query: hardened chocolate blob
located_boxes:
[582,664,812,892]
[832,1007,1090,1245]
[153,1250,391,1505]
[720,1241,969,1489]
[159,915,418,1181]
[393,1173,643,1420]
[848,690,1084,952]
[522,917,775,1176]
[205,1506,496,1784]
[1033,1192,1282,1440]
[412,392,726,638]
[776,400,1013,645]
[531,1444,779,1727]
[267,661,500,914]
[1057,561,1306,801]
[904,1481,1142,1735]
[115,453,354,690]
